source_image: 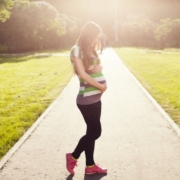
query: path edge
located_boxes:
[112,48,180,138]
[0,77,75,171]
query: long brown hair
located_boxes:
[76,22,102,70]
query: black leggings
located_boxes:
[72,101,102,166]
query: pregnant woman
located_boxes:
[66,21,107,175]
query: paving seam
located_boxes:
[112,48,180,138]
[0,77,74,170]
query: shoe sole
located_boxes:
[85,172,96,175]
[85,172,107,175]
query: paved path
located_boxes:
[1,48,180,180]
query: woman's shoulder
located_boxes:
[70,45,83,59]
[70,45,81,53]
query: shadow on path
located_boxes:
[84,174,107,180]
[65,173,107,180]
[66,174,74,180]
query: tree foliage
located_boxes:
[120,14,154,47]
[1,0,180,51]
[41,0,180,49]
[0,0,14,22]
[168,19,180,47]
[118,15,180,49]
[0,1,77,52]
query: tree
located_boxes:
[154,18,172,49]
[120,14,154,47]
[0,1,68,52]
[0,0,14,22]
[59,14,78,46]
[168,19,180,47]
[0,0,29,22]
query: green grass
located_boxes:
[23,49,70,55]
[0,54,73,159]
[114,47,180,127]
[0,45,71,54]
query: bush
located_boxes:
[0,1,77,53]
[0,45,8,53]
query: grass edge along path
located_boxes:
[114,47,180,128]
[0,54,73,159]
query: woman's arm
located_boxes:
[72,57,107,92]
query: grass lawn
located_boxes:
[0,47,71,55]
[0,53,73,159]
[114,47,180,127]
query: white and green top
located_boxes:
[70,45,106,105]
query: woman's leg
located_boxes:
[85,141,95,166]
[85,102,101,166]
[72,101,102,166]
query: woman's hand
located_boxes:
[99,83,107,93]
[91,65,103,74]
[73,57,106,91]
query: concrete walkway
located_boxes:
[1,48,180,180]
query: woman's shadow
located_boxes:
[66,173,107,180]
[84,173,107,180]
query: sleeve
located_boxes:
[70,46,82,60]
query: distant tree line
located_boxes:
[0,0,180,53]
[118,14,180,49]
[0,1,78,53]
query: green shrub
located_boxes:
[0,45,8,53]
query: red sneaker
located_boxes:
[66,153,77,174]
[85,164,107,175]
